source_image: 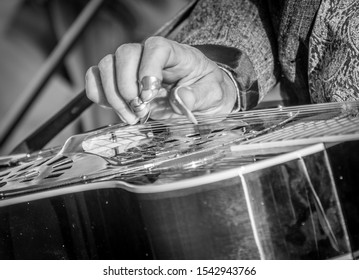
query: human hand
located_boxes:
[85,36,238,124]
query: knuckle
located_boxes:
[98,54,113,68]
[115,43,141,57]
[85,86,91,98]
[86,91,96,102]
[188,48,214,76]
[85,66,94,82]
[192,48,209,65]
[144,36,168,49]
[85,87,98,103]
[85,67,97,97]
[191,46,206,60]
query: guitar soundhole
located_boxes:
[48,156,69,166]
[0,171,10,178]
[186,133,201,139]
[0,156,74,186]
[0,171,9,188]
[20,179,33,183]
[43,156,73,180]
[17,164,32,172]
[44,173,64,179]
[52,166,71,172]
[164,139,179,144]
[33,158,51,167]
[231,125,247,132]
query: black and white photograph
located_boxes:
[0,1,358,277]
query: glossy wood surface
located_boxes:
[0,141,358,259]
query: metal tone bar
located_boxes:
[0,0,105,150]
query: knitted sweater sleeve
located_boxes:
[173,0,279,109]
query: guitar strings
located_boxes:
[83,100,359,156]
[115,100,359,133]
[3,101,359,198]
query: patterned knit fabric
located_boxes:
[309,0,359,103]
[174,0,278,105]
[173,0,359,106]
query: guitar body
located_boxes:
[0,102,359,259]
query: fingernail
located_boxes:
[116,113,139,125]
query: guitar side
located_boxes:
[0,140,358,259]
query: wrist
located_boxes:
[218,65,241,113]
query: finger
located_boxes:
[98,54,139,124]
[138,37,179,103]
[140,37,219,83]
[85,66,111,108]
[139,37,170,80]
[139,37,217,104]
[114,43,149,118]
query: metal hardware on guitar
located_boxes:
[0,101,359,260]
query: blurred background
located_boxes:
[0,0,191,154]
[0,0,283,155]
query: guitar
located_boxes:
[0,101,358,259]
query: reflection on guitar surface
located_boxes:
[0,101,359,259]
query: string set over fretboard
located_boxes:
[82,100,359,161]
[1,100,359,196]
